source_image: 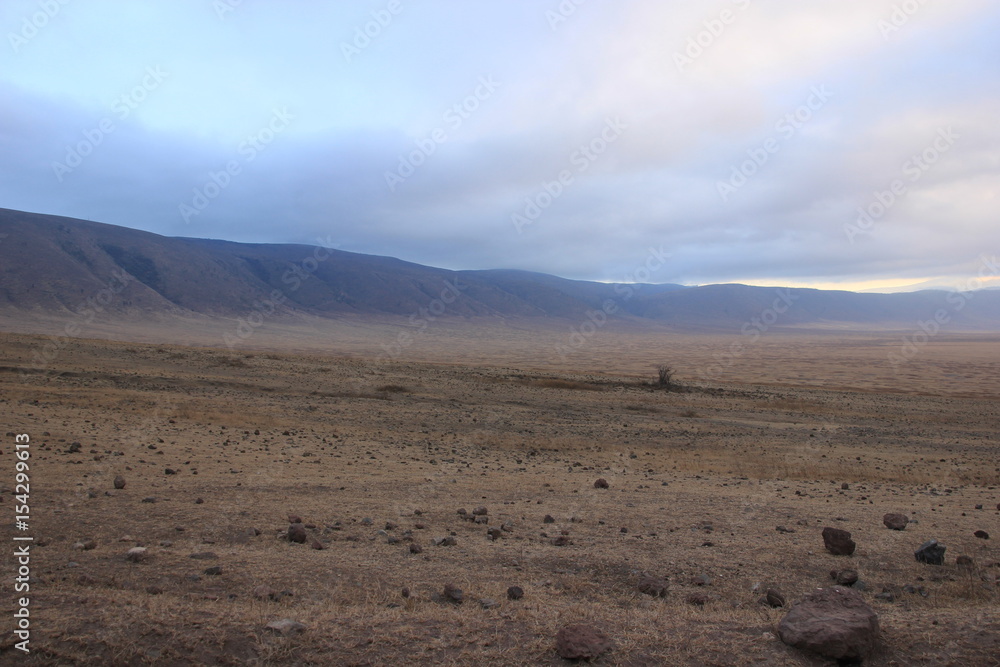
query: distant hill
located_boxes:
[2,207,999,331]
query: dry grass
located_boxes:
[1,330,998,665]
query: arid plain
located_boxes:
[1,325,998,665]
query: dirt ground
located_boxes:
[0,326,998,666]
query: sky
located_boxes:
[2,0,999,291]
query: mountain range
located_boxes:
[2,207,999,332]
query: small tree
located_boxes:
[656,364,675,389]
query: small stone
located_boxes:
[141,496,156,503]
[195,498,204,504]
[125,547,148,563]
[822,527,856,556]
[385,521,398,530]
[637,575,668,598]
[443,583,463,603]
[765,589,786,608]
[487,527,503,541]
[882,513,908,531]
[432,536,456,547]
[914,539,946,565]
[113,475,126,489]
[507,585,524,600]
[691,574,711,586]
[401,587,410,598]
[204,566,223,576]
[265,619,306,636]
[956,555,974,567]
[474,515,489,525]
[310,540,324,550]
[287,524,307,544]
[543,514,556,524]
[472,506,488,516]
[68,442,81,453]
[409,543,423,554]
[551,535,572,547]
[164,468,176,475]
[73,540,97,551]
[594,478,609,489]
[479,598,499,609]
[556,624,612,661]
[834,569,859,586]
[841,482,850,490]
[974,530,990,540]
[288,514,302,524]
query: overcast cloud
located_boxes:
[2,0,998,290]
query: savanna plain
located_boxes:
[1,327,998,666]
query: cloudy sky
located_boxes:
[2,0,998,291]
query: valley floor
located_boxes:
[0,330,998,665]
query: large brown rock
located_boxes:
[882,513,908,530]
[287,523,307,544]
[556,624,612,660]
[778,586,879,660]
[113,475,126,489]
[822,527,856,555]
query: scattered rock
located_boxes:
[164,468,176,475]
[401,587,410,598]
[146,585,164,595]
[550,535,572,547]
[474,515,489,525]
[360,517,373,525]
[409,543,423,554]
[113,475,126,489]
[882,513,908,531]
[472,506,488,516]
[265,619,306,636]
[385,521,398,530]
[195,497,204,504]
[287,524,307,544]
[432,536,456,547]
[841,482,850,490]
[974,530,990,540]
[594,478,610,489]
[141,496,157,504]
[73,540,97,551]
[487,527,503,541]
[125,547,148,563]
[310,540,324,550]
[556,624,612,661]
[288,514,302,524]
[765,589,786,608]
[831,569,859,586]
[68,442,81,453]
[543,514,556,524]
[204,566,223,576]
[776,525,796,534]
[822,527,856,556]
[252,585,278,600]
[914,539,946,565]
[443,583,464,603]
[777,586,879,660]
[507,585,524,600]
[637,575,668,598]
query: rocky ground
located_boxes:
[0,331,998,665]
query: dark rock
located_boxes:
[68,442,81,453]
[974,530,990,540]
[195,497,204,504]
[556,624,612,660]
[310,540,324,550]
[507,585,524,600]
[385,521,398,530]
[164,468,176,475]
[833,569,859,586]
[686,593,711,606]
[287,514,302,524]
[777,586,879,660]
[594,478,610,489]
[543,514,556,524]
[409,543,422,554]
[146,585,164,595]
[956,555,974,567]
[204,566,222,576]
[432,536,456,547]
[841,482,850,490]
[474,515,489,525]
[287,524,307,544]
[766,589,786,608]
[637,575,668,597]
[443,583,463,603]
[882,513,908,530]
[550,535,572,547]
[472,506,488,516]
[401,587,410,598]
[914,539,946,565]
[822,527,856,556]
[141,496,156,503]
[487,527,503,541]
[113,475,126,489]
